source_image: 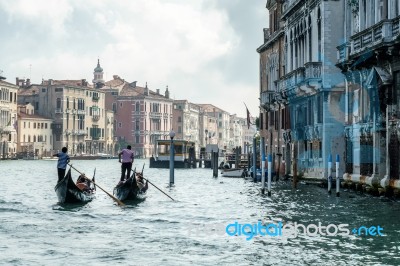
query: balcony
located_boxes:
[149,112,162,119]
[92,115,100,122]
[92,95,99,101]
[350,18,399,57]
[77,109,85,115]
[55,109,62,114]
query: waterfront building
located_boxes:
[199,107,218,147]
[0,75,18,159]
[18,78,108,155]
[259,0,346,179]
[172,100,200,152]
[336,1,400,185]
[228,114,244,151]
[257,0,289,175]
[198,104,230,151]
[17,103,53,158]
[103,75,173,158]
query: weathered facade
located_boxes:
[18,78,108,155]
[17,103,53,158]
[0,76,18,158]
[103,76,173,158]
[257,0,288,176]
[337,0,400,188]
[172,100,200,152]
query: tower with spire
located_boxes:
[93,59,105,88]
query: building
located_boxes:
[278,0,346,179]
[198,104,230,151]
[228,114,244,151]
[336,1,400,185]
[18,78,108,155]
[172,100,200,152]
[199,108,218,147]
[17,103,53,158]
[103,76,173,158]
[0,75,18,159]
[257,0,288,176]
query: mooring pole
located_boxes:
[169,130,175,187]
[252,137,257,182]
[336,154,340,197]
[268,154,272,197]
[261,137,266,194]
[328,154,332,194]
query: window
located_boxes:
[178,116,182,122]
[56,98,61,109]
[118,122,122,128]
[136,135,140,144]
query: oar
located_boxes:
[131,169,175,201]
[92,168,96,191]
[141,163,145,175]
[69,164,125,206]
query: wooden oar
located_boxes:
[92,168,96,191]
[69,164,125,206]
[132,168,175,201]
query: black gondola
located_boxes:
[54,168,96,203]
[113,172,148,201]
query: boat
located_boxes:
[54,169,96,203]
[113,172,148,201]
[149,139,197,168]
[221,168,245,178]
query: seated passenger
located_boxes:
[76,174,91,192]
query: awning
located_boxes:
[374,66,392,85]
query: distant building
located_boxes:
[17,103,53,158]
[0,75,18,158]
[198,104,230,151]
[172,100,200,152]
[18,78,108,155]
[103,76,173,158]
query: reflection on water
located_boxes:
[0,159,399,265]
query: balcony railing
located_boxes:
[149,112,162,118]
[77,109,85,115]
[92,95,99,101]
[55,109,62,114]
[92,115,100,121]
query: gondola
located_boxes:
[113,172,148,201]
[54,168,96,203]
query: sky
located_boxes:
[0,0,267,118]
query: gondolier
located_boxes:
[53,147,70,182]
[118,145,134,181]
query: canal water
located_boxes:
[0,159,399,265]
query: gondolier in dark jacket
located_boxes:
[53,147,70,182]
[119,145,134,181]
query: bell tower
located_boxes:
[93,59,105,88]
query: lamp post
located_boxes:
[169,130,175,186]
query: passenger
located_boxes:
[76,174,91,192]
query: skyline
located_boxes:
[0,0,266,118]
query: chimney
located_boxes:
[26,78,31,86]
[156,89,160,95]
[165,85,169,99]
[81,79,87,86]
[144,82,149,96]
[49,79,53,85]
[130,81,137,87]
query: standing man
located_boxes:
[53,147,70,182]
[119,145,134,181]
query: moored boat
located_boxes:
[54,169,96,203]
[113,172,148,201]
[221,168,245,178]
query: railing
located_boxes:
[304,62,322,79]
[149,112,162,118]
[92,115,100,121]
[92,95,99,101]
[350,19,397,55]
[77,109,85,115]
[55,109,62,114]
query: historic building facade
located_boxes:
[0,75,18,158]
[198,104,230,150]
[259,0,347,179]
[17,103,53,158]
[257,0,288,176]
[103,76,173,158]
[172,100,200,151]
[337,0,400,185]
[18,78,108,155]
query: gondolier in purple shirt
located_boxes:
[118,145,134,181]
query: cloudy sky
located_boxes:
[0,0,267,118]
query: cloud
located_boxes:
[0,0,264,117]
